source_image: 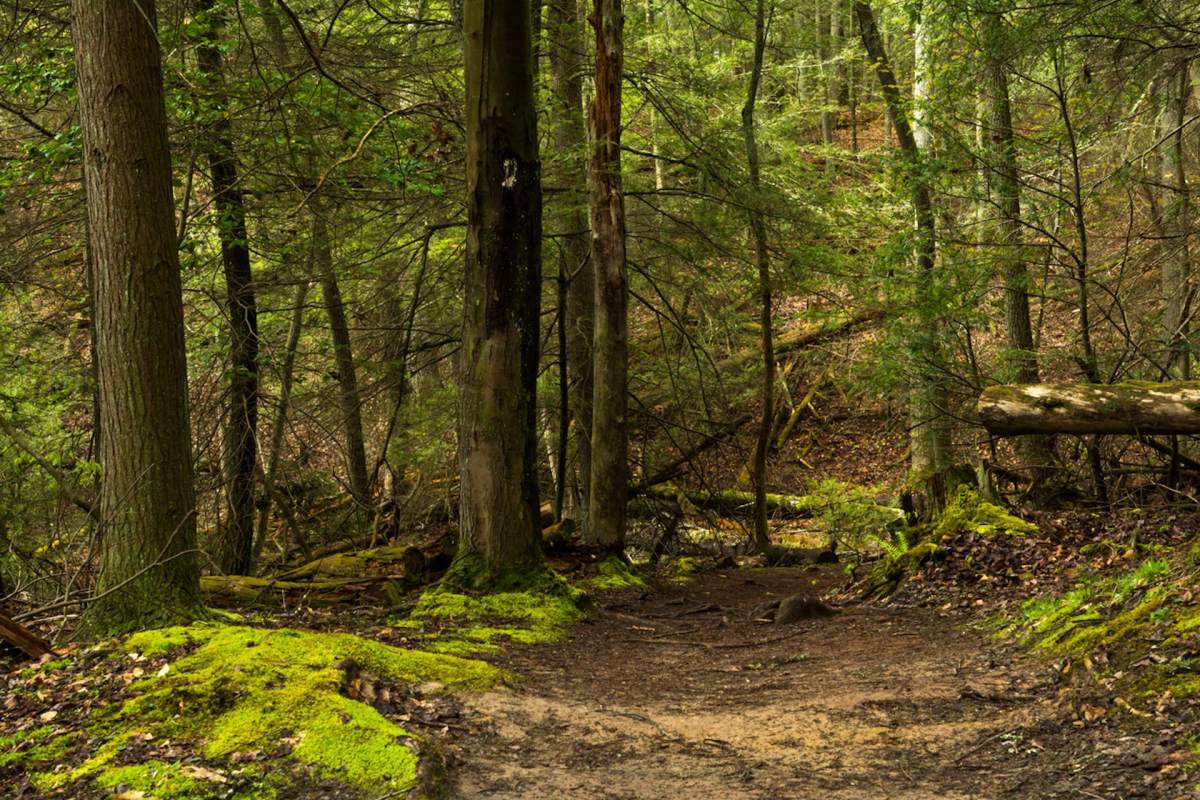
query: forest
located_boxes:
[3,0,1200,797]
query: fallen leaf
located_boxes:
[183,765,228,783]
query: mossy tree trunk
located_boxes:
[254,281,309,565]
[72,0,203,631]
[586,0,630,551]
[457,0,545,581]
[259,3,370,512]
[194,0,260,575]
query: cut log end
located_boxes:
[0,611,56,660]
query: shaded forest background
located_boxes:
[2,0,1200,623]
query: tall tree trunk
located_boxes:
[982,9,1055,481]
[456,0,545,582]
[818,1,834,147]
[72,0,202,631]
[1158,57,1192,380]
[194,0,259,576]
[311,198,371,507]
[586,0,630,551]
[254,281,309,565]
[743,0,773,553]
[645,0,666,191]
[856,1,951,504]
[548,0,594,525]
[260,3,370,512]
[1052,49,1106,502]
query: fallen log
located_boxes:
[717,308,886,376]
[642,485,821,518]
[979,382,1200,436]
[0,610,55,659]
[200,575,393,605]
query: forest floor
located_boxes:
[446,566,1193,800]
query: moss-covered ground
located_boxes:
[998,552,1200,719]
[7,623,505,799]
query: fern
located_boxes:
[866,529,912,563]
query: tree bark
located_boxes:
[0,611,54,659]
[979,383,1200,436]
[743,0,773,553]
[547,0,594,524]
[194,0,260,576]
[72,0,203,631]
[457,0,545,581]
[586,0,630,551]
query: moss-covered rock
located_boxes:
[402,579,585,656]
[935,486,1038,540]
[583,557,649,591]
[25,623,505,798]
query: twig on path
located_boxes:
[621,628,808,650]
[599,706,683,742]
[952,729,1010,764]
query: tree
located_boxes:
[72,0,202,630]
[586,0,630,551]
[456,0,545,582]
[855,0,952,505]
[979,4,1056,483]
[194,0,260,576]
[547,0,594,525]
[743,0,774,553]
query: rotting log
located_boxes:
[0,610,55,659]
[979,382,1200,436]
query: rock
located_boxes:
[774,595,838,624]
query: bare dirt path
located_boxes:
[444,567,1184,799]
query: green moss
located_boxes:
[94,761,211,800]
[17,657,71,678]
[1003,559,1180,657]
[1060,586,1168,653]
[410,583,583,648]
[0,724,72,769]
[935,486,1037,540]
[583,557,649,591]
[394,569,587,657]
[28,623,504,797]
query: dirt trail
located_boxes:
[444,567,1179,800]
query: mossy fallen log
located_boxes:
[642,485,821,518]
[979,382,1200,435]
[275,544,427,581]
[200,575,393,605]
